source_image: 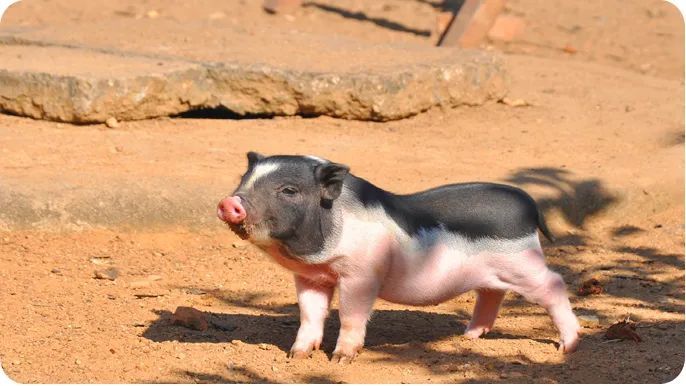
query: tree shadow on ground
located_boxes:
[544,244,684,316]
[366,318,684,383]
[145,367,273,384]
[505,167,619,233]
[141,317,684,383]
[145,368,342,384]
[504,166,683,313]
[142,305,472,355]
[614,246,684,271]
[303,1,434,37]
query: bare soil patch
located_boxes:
[0,0,683,383]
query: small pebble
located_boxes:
[105,117,119,128]
[232,241,249,249]
[94,267,119,281]
[89,256,112,265]
[185,288,207,295]
[500,97,531,107]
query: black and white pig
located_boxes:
[217,152,580,362]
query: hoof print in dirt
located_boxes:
[605,317,642,343]
[577,278,604,296]
[171,306,208,331]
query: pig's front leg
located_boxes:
[332,276,379,363]
[289,275,334,359]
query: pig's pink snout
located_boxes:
[217,196,247,224]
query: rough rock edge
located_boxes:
[0,39,508,123]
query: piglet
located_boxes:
[217,152,580,362]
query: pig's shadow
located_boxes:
[142,307,473,354]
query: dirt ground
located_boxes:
[0,0,684,383]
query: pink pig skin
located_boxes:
[218,154,580,363]
[264,206,580,363]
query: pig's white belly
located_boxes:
[377,243,481,306]
[329,209,542,306]
[375,231,543,306]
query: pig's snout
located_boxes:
[217,196,247,224]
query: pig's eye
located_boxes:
[279,186,299,196]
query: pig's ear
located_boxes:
[315,162,350,201]
[247,151,265,168]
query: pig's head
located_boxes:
[217,152,349,260]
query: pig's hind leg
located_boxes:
[289,275,334,359]
[464,289,506,339]
[499,248,581,353]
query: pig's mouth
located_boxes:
[227,222,250,240]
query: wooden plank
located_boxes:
[438,0,507,48]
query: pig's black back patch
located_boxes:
[345,175,542,241]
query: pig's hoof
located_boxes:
[558,335,580,353]
[289,337,321,359]
[331,350,358,364]
[463,326,489,339]
[288,348,313,359]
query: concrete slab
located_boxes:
[0,21,508,122]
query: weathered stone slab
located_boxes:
[0,23,508,122]
[0,45,210,123]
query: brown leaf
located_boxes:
[577,278,603,296]
[605,319,642,342]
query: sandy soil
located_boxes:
[0,0,684,383]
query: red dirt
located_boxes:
[0,0,684,383]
